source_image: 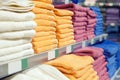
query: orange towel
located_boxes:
[54,9,74,16]
[86,71,99,80]
[56,24,73,29]
[58,40,75,47]
[55,16,72,20]
[35,14,55,21]
[32,35,56,42]
[33,1,54,10]
[33,39,58,48]
[57,33,74,39]
[58,36,74,42]
[34,31,55,37]
[35,26,56,32]
[64,74,77,80]
[57,29,74,34]
[35,19,56,26]
[32,7,54,15]
[46,54,94,71]
[34,44,57,53]
[33,0,52,4]
[56,19,72,25]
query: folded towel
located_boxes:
[33,1,54,10]
[0,43,32,56]
[58,36,74,42]
[24,68,56,80]
[88,19,96,24]
[0,30,35,39]
[73,11,87,17]
[73,22,87,26]
[0,49,34,62]
[58,40,75,47]
[74,26,86,30]
[54,9,73,16]
[46,54,94,71]
[0,11,35,21]
[34,44,57,53]
[32,7,54,15]
[38,64,70,80]
[33,0,52,4]
[74,30,86,35]
[33,35,56,42]
[56,19,72,25]
[57,33,74,39]
[56,24,73,29]
[35,31,55,37]
[57,29,74,34]
[0,39,31,49]
[35,14,55,21]
[33,39,58,48]
[0,21,37,32]
[55,16,72,20]
[87,23,96,28]
[35,26,56,32]
[35,19,56,26]
[72,17,87,22]
[87,9,96,17]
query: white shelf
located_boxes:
[0,34,108,79]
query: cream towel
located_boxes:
[38,64,70,80]
[0,21,37,32]
[0,43,32,56]
[0,11,35,21]
[0,39,31,49]
[24,68,56,80]
[0,49,34,62]
[0,30,36,39]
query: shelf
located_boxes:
[104,23,120,26]
[0,34,108,79]
[111,68,120,80]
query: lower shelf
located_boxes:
[0,34,108,79]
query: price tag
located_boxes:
[8,60,21,74]
[48,50,55,60]
[66,45,72,54]
[91,39,94,45]
[109,3,113,6]
[99,3,104,6]
[99,36,103,42]
[111,23,115,26]
[82,41,86,48]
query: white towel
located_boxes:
[39,64,70,80]
[0,11,35,21]
[7,74,37,80]
[0,30,36,39]
[0,39,31,49]
[0,43,32,56]
[24,68,56,80]
[0,49,34,62]
[0,21,37,32]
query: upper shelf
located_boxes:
[0,34,108,79]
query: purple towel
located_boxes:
[106,8,119,14]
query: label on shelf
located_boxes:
[66,45,72,54]
[110,23,115,26]
[48,50,55,60]
[91,39,94,45]
[82,41,86,48]
[22,58,28,70]
[109,3,113,6]
[8,60,21,74]
[99,36,103,41]
[99,3,104,6]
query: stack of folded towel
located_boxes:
[73,47,110,80]
[90,7,104,36]
[54,9,75,47]
[32,0,58,53]
[55,3,88,42]
[106,8,120,25]
[0,0,36,62]
[93,40,118,78]
[86,8,96,39]
[46,54,99,80]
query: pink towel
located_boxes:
[73,22,87,26]
[72,17,87,22]
[88,19,96,24]
[74,26,86,31]
[87,23,96,28]
[87,9,96,18]
[74,30,86,35]
[76,38,85,42]
[74,34,86,39]
[87,28,94,31]
[93,56,106,66]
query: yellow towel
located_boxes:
[35,14,55,21]
[56,24,73,29]
[33,1,54,10]
[56,19,72,25]
[54,9,74,16]
[33,39,58,48]
[58,40,75,47]
[34,44,57,53]
[55,16,72,20]
[35,19,56,26]
[32,7,54,15]
[33,0,52,4]
[32,35,56,42]
[35,26,56,32]
[57,29,74,34]
[46,54,94,71]
[64,74,77,80]
[34,31,55,37]
[58,36,74,42]
[57,33,74,39]
[87,71,99,80]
